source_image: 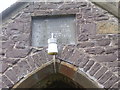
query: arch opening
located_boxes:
[12,61,101,89]
[32,73,85,89]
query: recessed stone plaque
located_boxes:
[32,15,76,47]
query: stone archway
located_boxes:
[12,61,102,89]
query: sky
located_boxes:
[0,0,18,13]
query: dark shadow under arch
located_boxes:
[32,73,85,89]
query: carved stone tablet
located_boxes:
[32,15,76,47]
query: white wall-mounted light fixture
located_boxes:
[48,33,58,55]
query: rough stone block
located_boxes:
[89,35,106,40]
[0,81,7,88]
[40,3,58,9]
[32,53,42,67]
[18,60,31,73]
[85,47,105,55]
[98,71,113,84]
[7,21,24,35]
[60,45,74,61]
[68,50,84,66]
[52,9,79,15]
[59,62,77,79]
[37,50,48,64]
[3,58,19,65]
[81,23,96,35]
[5,69,18,83]
[79,56,89,68]
[15,41,30,49]
[103,75,118,88]
[97,22,118,34]
[94,67,108,80]
[89,63,101,76]
[105,46,118,54]
[12,65,24,80]
[0,61,9,73]
[6,49,30,58]
[2,75,13,87]
[59,3,81,10]
[2,41,14,50]
[107,61,119,68]
[34,10,52,16]
[83,60,94,72]
[78,34,88,41]
[77,42,94,48]
[94,54,117,62]
[26,56,36,71]
[96,39,111,46]
[110,82,119,88]
[95,14,109,21]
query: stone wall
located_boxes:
[0,0,119,89]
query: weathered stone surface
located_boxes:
[12,65,24,80]
[89,35,106,40]
[3,58,19,65]
[89,63,101,76]
[59,62,77,79]
[33,2,40,9]
[96,39,111,46]
[1,35,8,41]
[2,41,14,50]
[0,81,7,88]
[17,60,31,74]
[82,7,93,19]
[11,34,30,43]
[107,61,119,68]
[6,21,24,35]
[60,45,74,61]
[26,56,36,71]
[94,67,108,79]
[74,57,85,67]
[0,61,9,73]
[79,56,89,68]
[95,14,109,21]
[111,67,120,73]
[1,1,119,89]
[40,3,59,9]
[105,46,118,54]
[2,75,13,87]
[34,10,52,16]
[98,71,113,84]
[37,50,48,64]
[59,3,81,10]
[23,22,31,33]
[110,82,119,88]
[68,50,83,66]
[94,54,117,62]
[81,23,96,34]
[32,53,42,67]
[6,49,30,58]
[52,8,79,15]
[77,42,95,48]
[108,34,119,40]
[15,41,30,49]
[103,75,118,88]
[97,22,118,34]
[85,47,105,54]
[5,69,18,83]
[78,34,88,41]
[83,60,94,72]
